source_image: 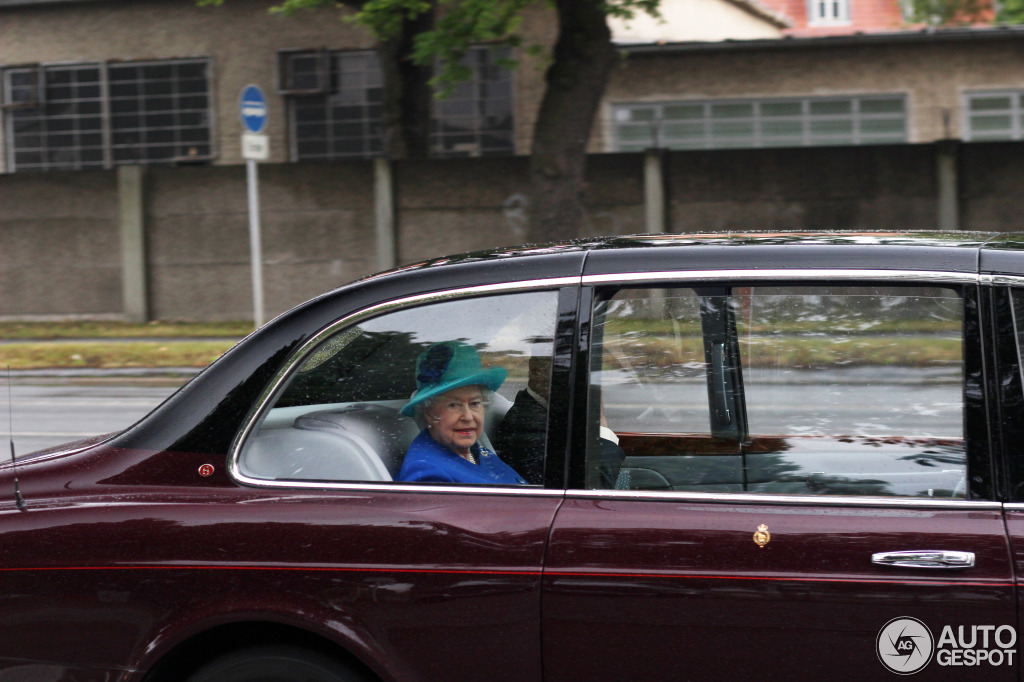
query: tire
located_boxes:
[186,644,365,682]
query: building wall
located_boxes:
[0,0,361,170]
[760,0,907,35]
[5,1,1024,166]
[600,37,1024,147]
[0,0,556,169]
[608,0,785,44]
[2,142,1021,321]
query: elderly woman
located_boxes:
[398,341,526,485]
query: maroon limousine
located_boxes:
[2,232,1023,681]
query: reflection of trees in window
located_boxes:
[278,330,429,407]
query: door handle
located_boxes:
[871,550,975,569]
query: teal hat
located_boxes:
[401,341,506,417]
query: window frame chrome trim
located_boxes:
[582,267,981,505]
[566,489,999,509]
[984,274,1024,287]
[229,276,579,490]
[582,269,978,286]
[230,268,985,493]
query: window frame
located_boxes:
[229,278,580,493]
[2,58,214,172]
[963,90,1024,142]
[572,271,993,503]
[611,94,907,152]
[808,0,851,24]
[993,284,1024,502]
[282,45,516,161]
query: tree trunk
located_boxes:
[527,0,616,243]
[377,12,434,158]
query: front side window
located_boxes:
[588,285,966,497]
[239,290,559,485]
[3,59,212,172]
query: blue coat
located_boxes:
[398,429,526,485]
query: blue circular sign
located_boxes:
[239,85,268,133]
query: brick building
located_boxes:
[2,0,1023,175]
[3,0,1024,320]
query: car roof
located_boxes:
[353,232,1024,287]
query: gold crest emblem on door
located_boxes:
[753,523,771,548]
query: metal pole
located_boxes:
[246,158,265,328]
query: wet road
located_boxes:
[1,380,184,455]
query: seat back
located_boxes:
[294,403,420,479]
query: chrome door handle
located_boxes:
[872,550,975,569]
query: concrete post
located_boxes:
[936,140,960,232]
[644,148,667,234]
[118,165,149,322]
[374,158,397,271]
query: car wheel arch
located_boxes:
[138,620,385,682]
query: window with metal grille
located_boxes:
[612,95,906,152]
[289,51,385,161]
[284,47,514,161]
[431,47,514,158]
[964,91,1024,141]
[2,59,212,172]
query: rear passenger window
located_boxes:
[588,285,966,498]
[238,291,559,485]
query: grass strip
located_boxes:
[606,334,962,369]
[0,340,238,370]
[0,321,251,340]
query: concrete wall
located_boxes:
[961,142,1024,232]
[666,144,938,231]
[1,170,120,316]
[2,141,1023,321]
[144,162,379,320]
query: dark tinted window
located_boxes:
[240,291,558,484]
[588,285,965,497]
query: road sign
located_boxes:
[239,85,269,327]
[239,85,268,134]
[242,133,269,161]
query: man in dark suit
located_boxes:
[494,354,626,487]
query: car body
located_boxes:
[4,231,1024,681]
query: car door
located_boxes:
[989,280,1024,680]
[542,275,1015,681]
[220,285,577,681]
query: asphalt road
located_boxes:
[1,381,184,455]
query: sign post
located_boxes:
[240,85,269,328]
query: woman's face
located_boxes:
[424,385,487,457]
